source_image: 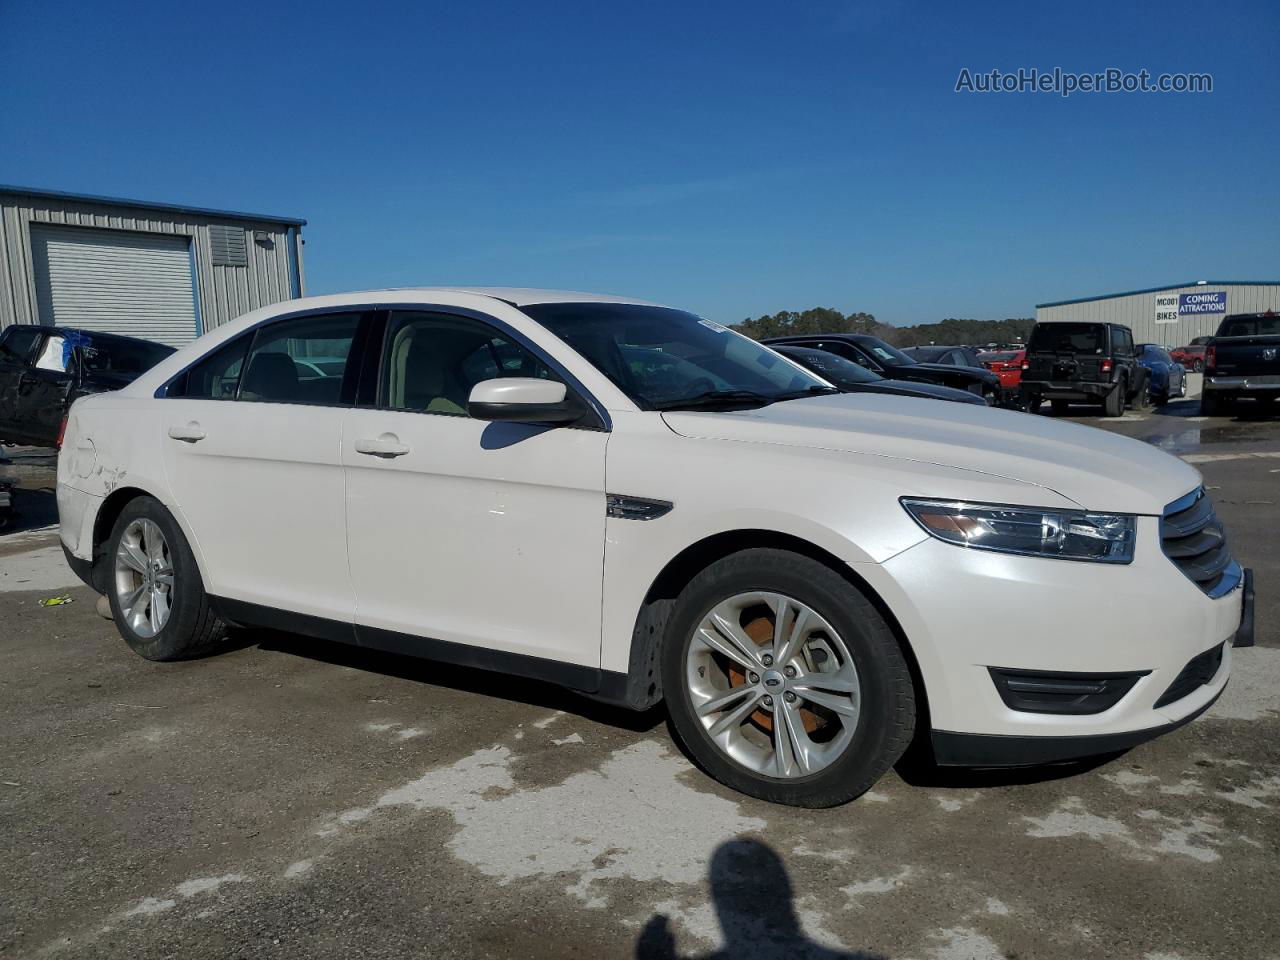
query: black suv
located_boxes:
[1020,321,1147,417]
[0,325,174,447]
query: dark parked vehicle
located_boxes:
[762,334,1003,403]
[1202,312,1280,416]
[1019,321,1147,417]
[772,345,987,405]
[0,326,174,447]
[900,344,987,368]
[1136,344,1187,406]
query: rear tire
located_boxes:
[662,548,915,807]
[1023,394,1042,414]
[106,497,228,661]
[1050,400,1069,416]
[1103,382,1125,417]
[1201,391,1224,417]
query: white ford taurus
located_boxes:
[56,289,1251,806]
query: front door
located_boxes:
[342,309,609,668]
[0,326,46,438]
[16,331,77,446]
[158,311,364,623]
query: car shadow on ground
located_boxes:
[246,629,665,734]
[635,838,883,959]
[0,486,57,535]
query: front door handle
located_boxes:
[354,434,410,458]
[167,423,206,443]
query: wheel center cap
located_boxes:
[762,669,786,690]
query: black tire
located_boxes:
[662,548,915,807]
[1201,391,1224,417]
[1023,394,1042,414]
[1193,359,1204,372]
[1050,399,1070,416]
[1129,373,1152,412]
[106,496,228,661]
[1103,381,1125,417]
[1152,392,1169,407]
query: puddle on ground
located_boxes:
[1143,425,1273,455]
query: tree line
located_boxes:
[732,308,1034,347]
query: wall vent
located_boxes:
[209,224,248,266]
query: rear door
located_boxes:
[0,327,44,437]
[14,330,78,446]
[158,311,365,623]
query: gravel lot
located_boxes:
[2,391,1277,960]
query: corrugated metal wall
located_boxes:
[0,190,302,338]
[1036,283,1280,346]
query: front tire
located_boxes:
[662,549,915,807]
[107,497,228,661]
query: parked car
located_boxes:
[762,334,1003,404]
[977,349,1025,392]
[0,326,174,447]
[900,345,987,368]
[771,345,986,405]
[1136,344,1187,406]
[0,477,12,530]
[1202,312,1280,416]
[58,289,1250,807]
[1171,343,1207,372]
[1019,321,1148,417]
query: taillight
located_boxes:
[1101,359,1113,374]
[1020,362,1029,370]
[56,414,69,450]
[1205,345,1216,372]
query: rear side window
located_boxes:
[239,313,360,405]
[0,327,42,365]
[176,335,252,399]
[79,336,173,378]
[1218,315,1280,337]
[1028,323,1106,354]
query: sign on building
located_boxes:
[1154,293,1179,324]
[1179,291,1227,316]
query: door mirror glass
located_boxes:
[467,378,579,423]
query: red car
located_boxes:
[978,349,1025,389]
[1171,343,1207,371]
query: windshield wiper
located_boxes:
[650,389,779,411]
[773,385,840,400]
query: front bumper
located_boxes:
[856,517,1246,758]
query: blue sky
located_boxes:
[2,0,1277,326]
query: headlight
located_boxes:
[900,498,1135,564]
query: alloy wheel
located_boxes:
[685,592,861,779]
[114,518,174,638]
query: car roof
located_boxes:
[359,287,665,308]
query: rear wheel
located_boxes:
[1192,359,1204,372]
[107,497,228,661]
[1103,381,1125,417]
[1201,391,1225,417]
[662,548,915,807]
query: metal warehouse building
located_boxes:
[0,185,305,348]
[1036,281,1280,347]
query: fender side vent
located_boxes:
[606,494,673,521]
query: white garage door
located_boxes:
[30,225,200,347]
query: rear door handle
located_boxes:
[354,434,410,458]
[167,423,206,443]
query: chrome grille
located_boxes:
[1161,488,1241,598]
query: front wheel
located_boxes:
[662,549,915,807]
[107,496,228,661]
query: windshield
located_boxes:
[1218,315,1280,337]
[779,347,882,384]
[1028,323,1106,354]
[859,337,915,366]
[73,333,174,378]
[522,303,832,409]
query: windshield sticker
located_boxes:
[697,318,729,333]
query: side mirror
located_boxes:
[467,378,582,424]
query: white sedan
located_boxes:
[56,289,1249,807]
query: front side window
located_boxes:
[382,312,555,415]
[523,303,831,410]
[239,313,359,404]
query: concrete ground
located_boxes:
[2,389,1278,960]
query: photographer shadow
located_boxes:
[635,839,884,960]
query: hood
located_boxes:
[870,379,986,405]
[661,393,1200,515]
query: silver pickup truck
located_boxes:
[1202,312,1280,415]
